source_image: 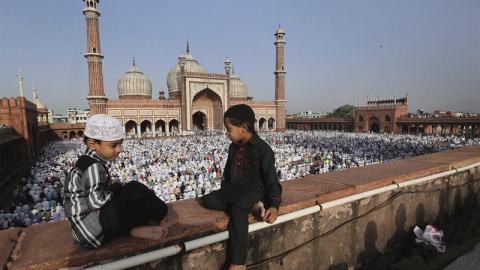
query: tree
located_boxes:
[325,104,355,118]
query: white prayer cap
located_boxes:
[84,114,125,141]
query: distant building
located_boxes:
[354,96,408,133]
[52,114,68,123]
[67,108,90,124]
[47,110,54,124]
[291,111,327,119]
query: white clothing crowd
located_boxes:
[2,131,479,230]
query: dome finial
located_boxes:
[232,65,235,75]
[132,56,136,66]
[186,39,190,54]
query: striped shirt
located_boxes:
[64,150,115,249]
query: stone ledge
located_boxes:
[0,228,20,268]
[4,146,480,270]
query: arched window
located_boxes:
[359,116,364,122]
[385,115,391,122]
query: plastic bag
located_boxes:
[414,225,446,253]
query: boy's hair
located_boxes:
[226,117,256,133]
[224,104,256,133]
[83,136,101,146]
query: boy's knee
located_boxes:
[202,193,224,211]
[201,194,215,208]
[160,201,168,217]
[230,204,249,217]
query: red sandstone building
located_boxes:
[354,96,408,133]
[81,0,287,137]
[287,95,480,136]
[0,71,55,185]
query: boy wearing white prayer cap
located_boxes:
[64,114,169,249]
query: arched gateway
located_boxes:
[369,116,381,133]
[191,89,223,131]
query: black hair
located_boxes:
[83,136,101,146]
[225,117,256,133]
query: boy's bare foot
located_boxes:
[252,201,265,220]
[130,226,168,241]
[229,264,246,270]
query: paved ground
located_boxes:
[357,209,480,270]
[445,242,480,270]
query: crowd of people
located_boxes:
[2,130,479,230]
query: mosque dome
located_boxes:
[167,43,207,94]
[229,69,248,98]
[117,59,152,99]
[36,99,47,109]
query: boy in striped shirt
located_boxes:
[64,114,168,248]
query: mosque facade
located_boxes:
[82,0,287,137]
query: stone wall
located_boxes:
[2,146,480,270]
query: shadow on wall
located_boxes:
[384,203,407,254]
[435,189,447,224]
[356,220,382,268]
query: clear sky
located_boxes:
[1,0,479,115]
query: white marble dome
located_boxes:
[36,99,47,109]
[117,61,152,99]
[229,69,248,98]
[167,49,207,94]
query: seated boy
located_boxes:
[202,104,282,270]
[64,114,168,248]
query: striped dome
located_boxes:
[167,43,207,94]
[117,62,152,99]
[229,70,248,98]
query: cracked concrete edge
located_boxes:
[2,228,24,270]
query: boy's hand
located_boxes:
[264,207,278,224]
[110,178,120,185]
[252,201,265,221]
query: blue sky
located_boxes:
[1,0,479,115]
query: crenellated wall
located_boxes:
[2,146,480,270]
[0,97,40,168]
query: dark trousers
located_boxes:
[100,181,168,242]
[202,185,263,266]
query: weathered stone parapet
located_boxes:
[3,146,480,269]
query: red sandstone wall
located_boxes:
[3,147,479,270]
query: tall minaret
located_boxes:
[17,70,24,97]
[32,83,37,103]
[224,57,231,108]
[82,0,107,115]
[274,25,287,132]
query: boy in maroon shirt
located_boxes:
[202,104,282,270]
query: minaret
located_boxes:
[82,0,107,115]
[18,70,24,97]
[178,52,187,135]
[32,83,37,103]
[274,25,287,132]
[224,57,231,108]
